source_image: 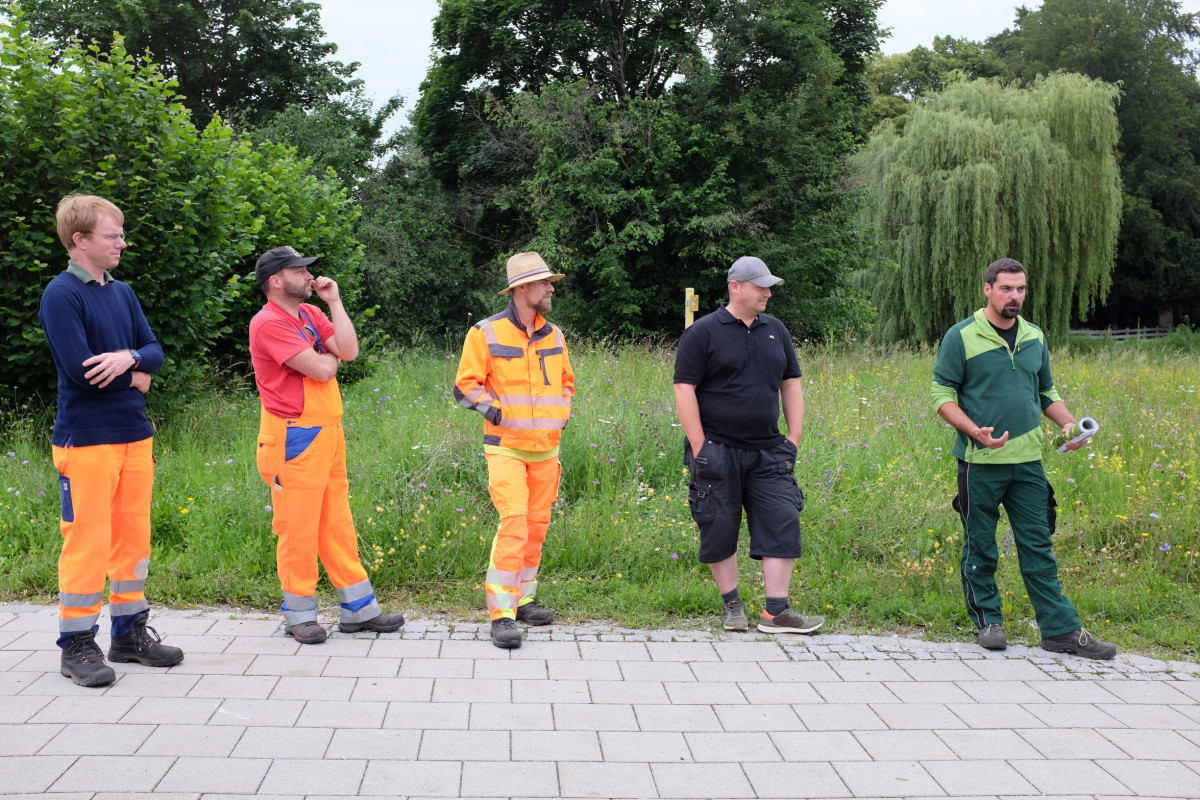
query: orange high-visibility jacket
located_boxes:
[454,303,575,452]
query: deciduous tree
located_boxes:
[15,0,359,125]
[855,74,1122,344]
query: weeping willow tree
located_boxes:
[854,73,1122,345]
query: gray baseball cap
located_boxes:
[727,256,783,287]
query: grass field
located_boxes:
[2,334,1197,661]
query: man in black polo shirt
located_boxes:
[673,256,825,635]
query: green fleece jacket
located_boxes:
[931,309,1062,464]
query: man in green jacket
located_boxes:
[932,258,1115,660]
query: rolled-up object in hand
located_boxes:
[1056,416,1099,453]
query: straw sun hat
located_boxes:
[499,251,565,295]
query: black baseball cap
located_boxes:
[255,246,319,284]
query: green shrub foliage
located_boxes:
[0,14,360,403]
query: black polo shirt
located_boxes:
[674,305,802,449]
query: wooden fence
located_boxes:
[1070,326,1172,340]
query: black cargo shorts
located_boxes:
[684,438,804,563]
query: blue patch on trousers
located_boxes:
[285,426,322,461]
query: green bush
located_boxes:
[0,12,361,404]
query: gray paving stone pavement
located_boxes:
[1,603,1198,799]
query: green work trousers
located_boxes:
[952,459,1081,638]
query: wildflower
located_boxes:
[1150,512,1161,519]
[179,508,189,514]
[5,452,13,457]
[1159,542,1172,552]
[670,553,679,560]
[226,459,234,464]
[1067,478,1075,483]
[609,458,616,463]
[265,505,273,512]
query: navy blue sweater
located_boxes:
[39,267,164,447]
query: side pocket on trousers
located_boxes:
[1046,480,1057,534]
[59,474,74,523]
[687,441,721,525]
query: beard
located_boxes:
[283,280,313,301]
[999,303,1020,319]
[534,296,552,314]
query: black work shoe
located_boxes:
[339,611,405,634]
[285,621,328,644]
[757,607,824,634]
[490,618,522,649]
[976,623,1008,651]
[61,632,116,687]
[515,601,554,626]
[108,617,184,667]
[1040,628,1117,660]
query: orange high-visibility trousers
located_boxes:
[52,438,154,642]
[484,453,560,620]
[255,374,381,626]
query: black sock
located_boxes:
[721,588,741,606]
[765,596,788,616]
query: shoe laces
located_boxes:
[981,623,1002,635]
[1076,628,1094,645]
[68,634,105,663]
[494,618,517,630]
[130,622,164,653]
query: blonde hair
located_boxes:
[56,194,124,250]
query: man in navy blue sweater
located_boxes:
[39,194,183,687]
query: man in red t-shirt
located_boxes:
[249,246,404,644]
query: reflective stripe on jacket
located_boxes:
[454,303,575,451]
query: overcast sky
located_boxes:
[318,0,1200,124]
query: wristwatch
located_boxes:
[129,349,142,370]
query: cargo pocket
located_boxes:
[776,439,804,512]
[256,431,278,484]
[687,441,722,525]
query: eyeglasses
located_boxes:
[87,232,126,241]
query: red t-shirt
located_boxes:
[249,301,336,418]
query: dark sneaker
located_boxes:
[285,621,328,645]
[516,601,554,626]
[339,611,405,634]
[490,617,522,649]
[61,632,116,687]
[1040,628,1117,660]
[976,623,1008,651]
[722,600,749,632]
[758,608,824,634]
[108,617,184,667]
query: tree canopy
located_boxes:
[854,74,1122,345]
[14,0,359,125]
[403,0,879,339]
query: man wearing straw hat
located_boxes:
[454,252,575,648]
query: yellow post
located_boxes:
[684,287,700,329]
